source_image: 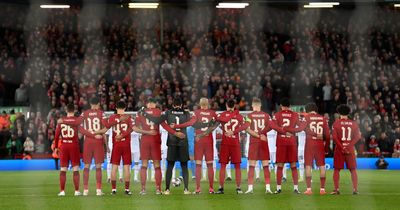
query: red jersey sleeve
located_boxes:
[332,122,344,151]
[349,122,361,148]
[323,118,331,152]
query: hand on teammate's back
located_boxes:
[170,123,176,129]
[226,131,234,137]
[260,134,267,141]
[175,132,185,139]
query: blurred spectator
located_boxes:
[393,139,400,158]
[375,156,389,170]
[23,137,34,155]
[6,134,22,158]
[15,84,28,105]
[368,135,379,152]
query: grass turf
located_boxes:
[0,170,399,210]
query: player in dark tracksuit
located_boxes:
[140,98,208,195]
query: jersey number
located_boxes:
[86,117,101,131]
[310,121,323,135]
[61,125,74,138]
[201,117,209,131]
[283,118,290,127]
[224,119,239,133]
[253,119,265,132]
[114,119,128,140]
[341,127,352,141]
[146,119,155,130]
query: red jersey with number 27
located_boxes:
[217,110,249,146]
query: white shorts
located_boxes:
[132,152,140,163]
[297,131,306,152]
[267,130,277,153]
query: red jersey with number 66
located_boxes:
[304,113,330,150]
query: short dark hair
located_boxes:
[337,104,351,116]
[305,103,318,113]
[173,97,182,107]
[90,96,100,105]
[116,101,126,109]
[66,103,75,113]
[226,99,235,108]
[280,98,290,107]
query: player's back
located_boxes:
[193,109,217,136]
[218,110,244,143]
[137,108,162,133]
[58,116,81,143]
[165,109,191,146]
[82,109,104,139]
[305,113,329,141]
[248,111,270,135]
[273,109,299,145]
[332,118,360,150]
[108,114,132,145]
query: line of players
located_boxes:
[54,96,361,196]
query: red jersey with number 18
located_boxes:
[81,109,105,141]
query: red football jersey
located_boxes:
[136,108,162,137]
[272,109,305,146]
[247,111,269,143]
[54,116,83,148]
[217,110,249,145]
[304,112,330,150]
[332,118,361,152]
[193,109,217,141]
[106,114,133,146]
[81,109,105,140]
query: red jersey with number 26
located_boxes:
[106,114,133,146]
[54,116,83,148]
[217,110,249,146]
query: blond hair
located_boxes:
[199,98,209,108]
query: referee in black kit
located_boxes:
[140,97,205,195]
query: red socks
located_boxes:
[248,166,255,185]
[306,176,312,188]
[291,167,298,185]
[60,171,66,191]
[155,167,162,191]
[83,168,89,190]
[140,166,147,190]
[320,177,326,189]
[96,168,102,189]
[207,163,214,189]
[263,166,270,184]
[277,166,283,185]
[73,171,80,191]
[125,181,130,190]
[196,164,202,190]
[111,180,117,190]
[235,164,241,187]
[333,169,340,191]
[350,169,358,191]
[219,163,226,188]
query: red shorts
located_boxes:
[60,143,80,167]
[194,142,214,162]
[140,138,161,161]
[83,140,105,164]
[111,144,131,165]
[276,145,298,163]
[248,141,270,161]
[334,150,357,169]
[305,143,325,167]
[219,144,241,164]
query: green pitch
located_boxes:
[0,170,398,210]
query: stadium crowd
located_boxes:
[0,4,400,158]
